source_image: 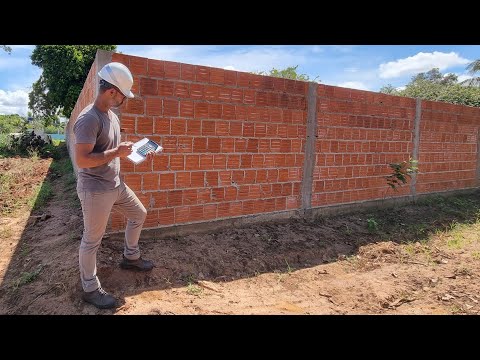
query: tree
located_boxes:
[379,84,399,95]
[466,59,480,75]
[253,65,320,82]
[0,114,26,133]
[1,45,12,54]
[29,45,117,119]
[410,68,457,85]
[460,59,480,87]
[380,68,480,107]
[28,74,60,127]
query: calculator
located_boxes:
[127,138,163,164]
[137,140,159,156]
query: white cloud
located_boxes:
[336,81,370,91]
[396,86,406,91]
[344,67,358,73]
[223,65,236,70]
[0,89,29,116]
[379,51,470,79]
[119,45,307,74]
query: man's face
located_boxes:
[111,87,127,108]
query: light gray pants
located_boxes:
[77,182,147,292]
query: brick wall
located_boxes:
[313,86,416,207]
[417,101,479,193]
[67,50,480,234]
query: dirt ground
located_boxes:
[1,155,480,315]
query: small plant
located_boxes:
[471,251,480,260]
[184,275,203,296]
[385,158,418,191]
[343,224,353,235]
[367,218,379,232]
[285,259,294,274]
[449,304,463,314]
[12,264,44,290]
[186,283,203,296]
[19,244,30,257]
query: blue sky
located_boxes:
[1,45,479,117]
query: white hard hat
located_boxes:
[98,62,134,98]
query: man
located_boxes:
[73,62,155,309]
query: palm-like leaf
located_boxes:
[460,77,480,87]
[466,60,480,75]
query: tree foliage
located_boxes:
[29,45,117,119]
[1,45,12,54]
[461,59,480,87]
[379,84,399,95]
[28,75,60,127]
[253,65,320,82]
[0,114,26,134]
[411,68,458,85]
[380,68,480,107]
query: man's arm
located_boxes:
[75,142,133,169]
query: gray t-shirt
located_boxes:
[73,104,121,192]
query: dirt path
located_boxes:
[1,156,479,315]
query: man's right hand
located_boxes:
[116,141,134,157]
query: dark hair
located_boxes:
[99,79,115,93]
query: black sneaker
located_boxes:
[120,255,154,271]
[82,288,117,309]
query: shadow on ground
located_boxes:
[1,146,480,314]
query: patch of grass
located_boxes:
[274,270,287,283]
[19,244,30,257]
[444,221,470,249]
[367,218,379,232]
[183,274,203,295]
[12,264,44,290]
[50,156,74,177]
[408,223,429,238]
[29,181,53,211]
[0,133,14,157]
[471,251,480,260]
[403,243,417,256]
[68,232,78,242]
[186,282,203,296]
[345,254,360,268]
[0,158,51,216]
[449,304,463,314]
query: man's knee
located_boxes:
[140,206,147,221]
[133,205,147,223]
